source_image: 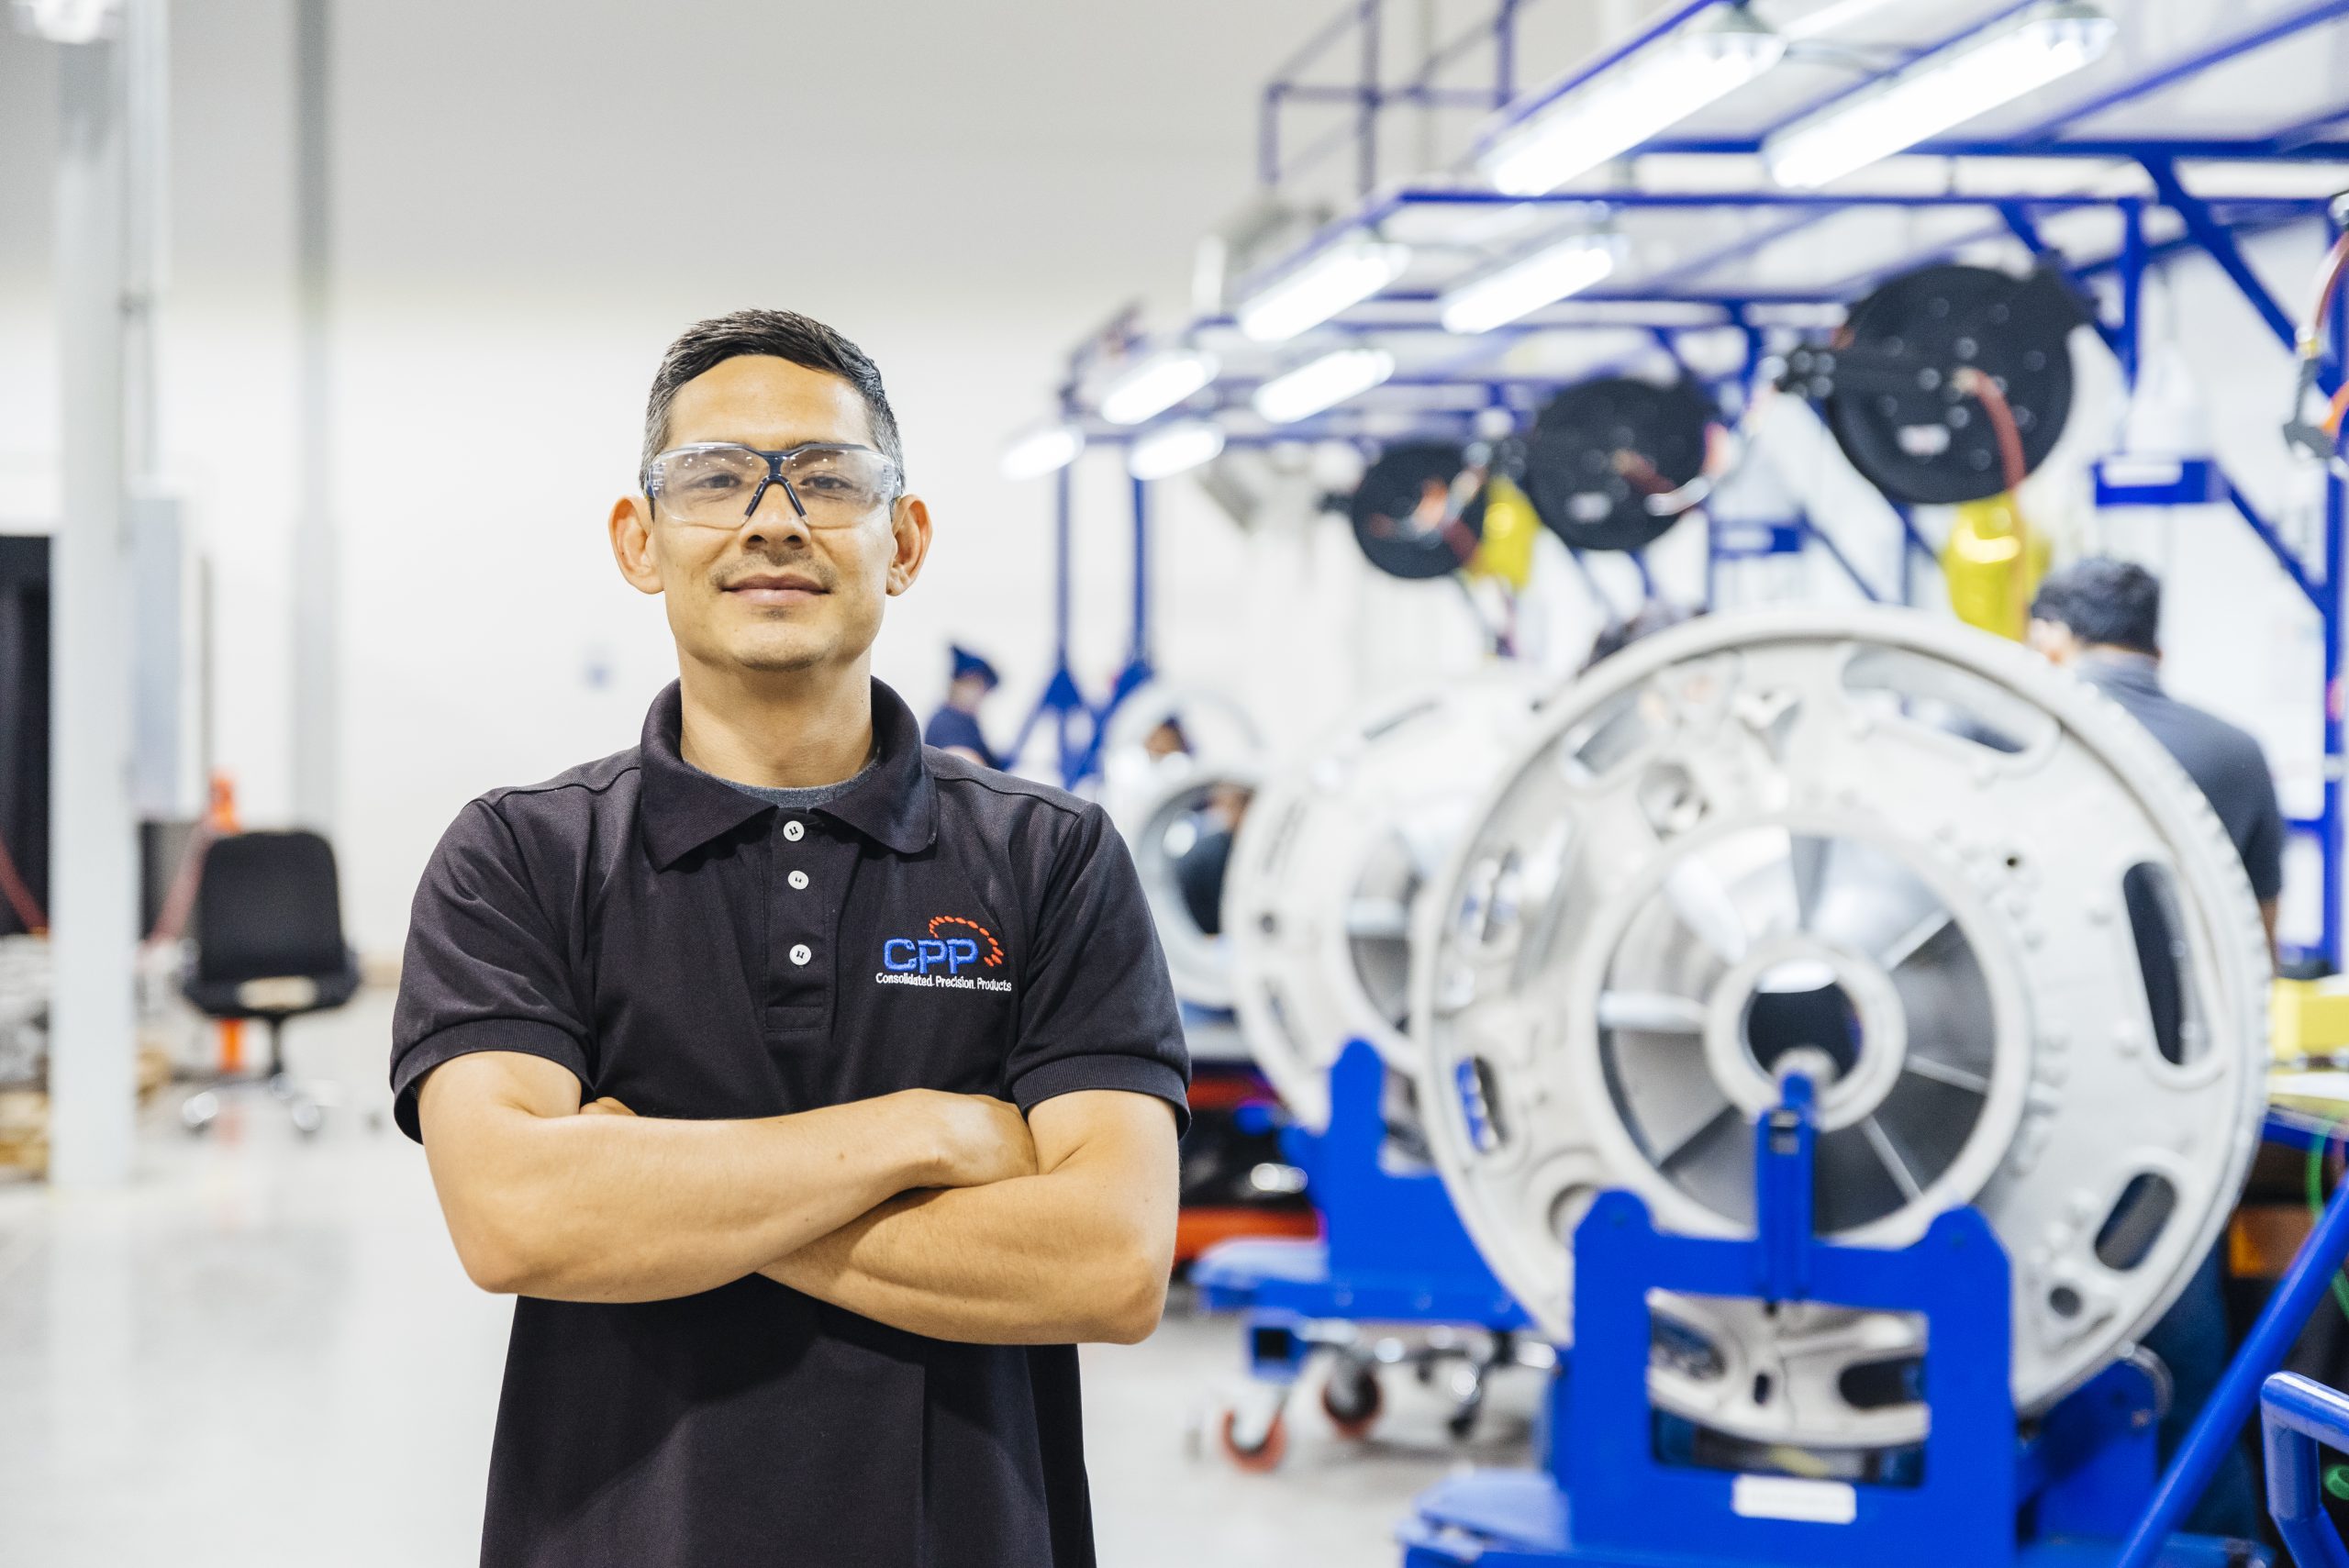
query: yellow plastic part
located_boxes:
[1940,494,2050,641]
[1467,475,1542,590]
[2273,976,2349,1062]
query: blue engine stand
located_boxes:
[1194,1040,1531,1450]
[1401,1075,2250,1568]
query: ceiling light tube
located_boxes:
[1099,349,1220,426]
[1479,8,1785,196]
[1439,233,1623,335]
[1252,349,1397,425]
[998,423,1085,480]
[1235,235,1413,342]
[1127,420,1226,481]
[1764,2,2116,190]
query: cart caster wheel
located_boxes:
[290,1100,325,1137]
[1320,1364,1383,1440]
[180,1092,219,1134]
[1218,1406,1287,1473]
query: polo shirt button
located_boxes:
[789,943,812,966]
[782,820,806,841]
[787,870,810,890]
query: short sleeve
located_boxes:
[1008,804,1191,1134]
[2236,748,2286,905]
[389,800,592,1142]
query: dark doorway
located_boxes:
[0,536,50,938]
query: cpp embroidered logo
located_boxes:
[875,917,1013,993]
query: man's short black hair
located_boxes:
[2029,556,2161,654]
[641,308,903,479]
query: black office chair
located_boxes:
[178,830,362,1136]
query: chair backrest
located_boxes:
[191,830,349,984]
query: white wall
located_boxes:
[0,0,1302,957]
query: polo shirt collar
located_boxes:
[638,678,939,869]
[2076,648,2162,700]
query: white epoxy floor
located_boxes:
[0,992,1538,1566]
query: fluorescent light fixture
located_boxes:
[1765,2,2116,189]
[1127,420,1226,481]
[1479,9,1785,196]
[1098,349,1219,426]
[998,423,1085,480]
[1235,235,1412,341]
[13,0,121,42]
[1439,232,1623,335]
[1252,349,1397,425]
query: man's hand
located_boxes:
[902,1090,1037,1187]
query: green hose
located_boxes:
[2306,1117,2349,1324]
[2304,1118,2349,1498]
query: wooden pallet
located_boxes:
[0,1049,178,1178]
[0,1089,46,1176]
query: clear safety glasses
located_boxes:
[642,441,904,528]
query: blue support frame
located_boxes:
[1397,1076,2243,1568]
[2260,1372,2349,1568]
[2110,1133,2349,1566]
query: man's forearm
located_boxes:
[423,1070,962,1305]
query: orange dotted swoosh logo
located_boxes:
[928,916,1004,968]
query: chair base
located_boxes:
[180,1070,340,1138]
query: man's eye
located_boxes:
[688,473,747,492]
[800,474,857,495]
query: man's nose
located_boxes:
[741,474,811,539]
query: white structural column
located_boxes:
[290,0,337,831]
[49,30,139,1188]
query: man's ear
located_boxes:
[610,494,664,595]
[885,494,934,598]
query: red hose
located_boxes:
[1954,367,2030,496]
[0,828,45,935]
[2304,230,2349,359]
[144,822,215,944]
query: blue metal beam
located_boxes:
[1387,187,2209,211]
[2228,484,2323,609]
[2115,1148,2349,1567]
[2139,157,2306,354]
[1638,135,2349,161]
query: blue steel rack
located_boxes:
[1019,0,2349,967]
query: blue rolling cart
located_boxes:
[1192,1040,1535,1468]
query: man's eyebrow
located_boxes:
[669,438,882,456]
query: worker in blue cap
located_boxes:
[924,644,1003,769]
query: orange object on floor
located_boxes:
[1175,1205,1321,1267]
[206,772,243,1073]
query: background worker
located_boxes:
[925,642,1004,768]
[391,309,1188,1568]
[2028,555,2286,1541]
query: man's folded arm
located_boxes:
[413,1048,1035,1305]
[758,1088,1180,1345]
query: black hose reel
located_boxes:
[1780,262,2087,506]
[1345,441,1493,580]
[1521,375,1717,553]
[1344,376,1719,579]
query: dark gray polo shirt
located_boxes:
[2077,650,2286,902]
[390,678,1189,1568]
